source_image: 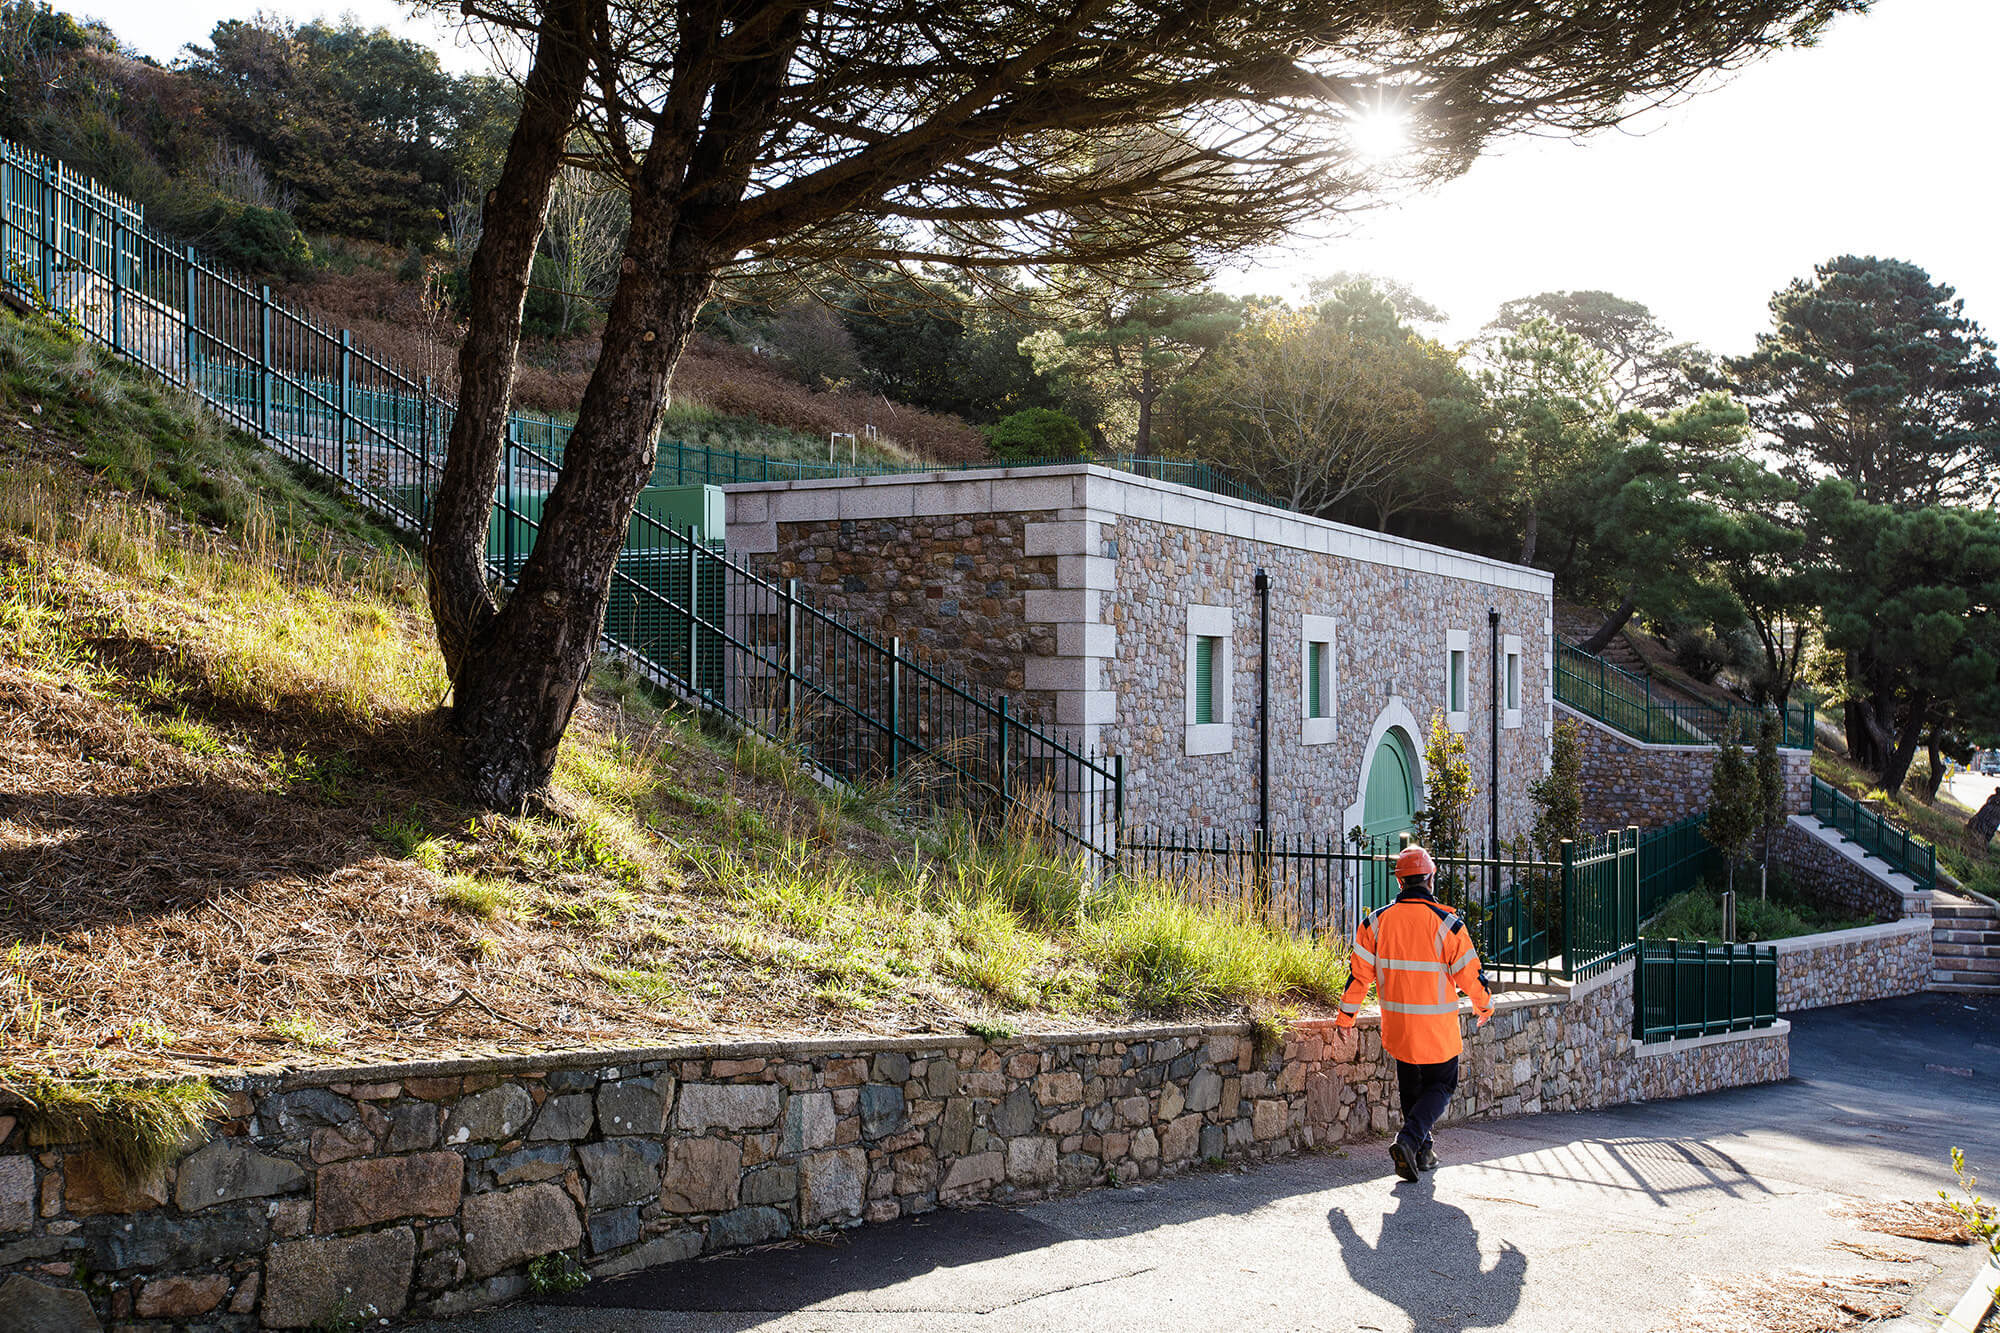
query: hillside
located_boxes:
[0,310,1344,1082]
[293,242,989,465]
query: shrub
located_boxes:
[1668,625,1733,683]
[987,407,1088,462]
[204,203,314,283]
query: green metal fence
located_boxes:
[1807,776,1936,892]
[1638,811,1725,920]
[1555,639,1815,749]
[0,133,1121,859]
[1632,939,1778,1043]
[1118,827,1643,987]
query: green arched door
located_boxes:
[1361,729,1418,911]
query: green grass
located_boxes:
[1813,750,2000,899]
[4,1073,223,1182]
[1645,881,1873,944]
[0,312,394,549]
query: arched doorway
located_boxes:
[1360,728,1418,912]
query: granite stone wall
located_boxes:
[1771,920,1935,1011]
[1774,818,1925,924]
[747,512,1056,700]
[1101,516,1551,840]
[1566,706,1812,832]
[728,469,1557,847]
[0,965,1783,1329]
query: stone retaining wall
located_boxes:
[0,966,1785,1329]
[1774,817,1927,924]
[1565,705,1811,831]
[1772,918,1935,1011]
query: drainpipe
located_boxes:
[1256,568,1271,840]
[1489,605,1501,872]
[1256,568,1272,916]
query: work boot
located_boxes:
[1419,1141,1439,1171]
[1389,1139,1419,1183]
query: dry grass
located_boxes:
[1836,1199,1989,1246]
[1655,1272,1915,1333]
[0,309,1345,1080]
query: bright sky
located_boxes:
[81,0,2000,359]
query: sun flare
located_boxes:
[1349,106,1412,163]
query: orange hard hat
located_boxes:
[1394,845,1436,878]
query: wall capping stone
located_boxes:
[0,971,1786,1329]
[1629,1018,1791,1060]
[1768,917,1932,954]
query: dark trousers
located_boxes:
[1394,1056,1460,1150]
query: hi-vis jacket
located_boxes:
[1335,889,1493,1064]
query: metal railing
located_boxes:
[0,134,1121,857]
[1632,938,1778,1043]
[1555,639,1814,749]
[1117,826,1644,987]
[1638,811,1725,921]
[1807,776,1936,892]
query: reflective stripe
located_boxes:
[1380,999,1463,1015]
[1377,958,1445,972]
[1433,914,1462,952]
[1448,950,1482,978]
[1352,943,1377,966]
[1338,1001,1362,1015]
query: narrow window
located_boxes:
[1194,634,1218,726]
[1449,648,1466,713]
[1308,641,1328,719]
[1506,651,1521,712]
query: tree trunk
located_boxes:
[1133,367,1155,459]
[1925,730,1944,802]
[1843,698,1876,771]
[1518,505,1539,566]
[1578,591,1638,656]
[1970,787,2000,844]
[452,169,718,807]
[424,0,594,679]
[1875,695,1928,796]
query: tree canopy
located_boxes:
[1726,256,2000,509]
[419,0,1873,804]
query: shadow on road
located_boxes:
[1329,1175,1526,1329]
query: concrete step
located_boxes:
[1932,942,2000,959]
[1933,904,2000,921]
[1931,931,2000,947]
[1931,957,2000,975]
[1932,981,2000,994]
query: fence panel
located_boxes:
[1632,939,1778,1043]
[1638,811,1724,920]
[1805,776,1936,891]
[1555,639,1814,749]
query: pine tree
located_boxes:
[1703,723,1760,902]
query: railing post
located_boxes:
[183,246,198,389]
[503,420,517,576]
[688,526,702,697]
[338,329,353,482]
[37,159,53,306]
[997,695,1011,802]
[1558,838,1576,978]
[257,284,272,437]
[109,217,124,354]
[1632,945,1646,1040]
[420,375,434,527]
[1697,939,1710,1037]
[889,636,903,776]
[779,576,798,733]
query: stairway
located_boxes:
[1931,891,2000,992]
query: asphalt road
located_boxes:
[418,993,2000,1333]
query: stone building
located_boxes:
[727,465,1555,863]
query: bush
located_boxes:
[204,203,314,283]
[987,407,1088,462]
[1668,625,1733,683]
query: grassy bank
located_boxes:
[0,310,1345,1081]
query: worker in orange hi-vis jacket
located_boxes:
[1333,845,1494,1183]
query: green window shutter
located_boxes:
[1194,635,1216,726]
[1506,653,1520,711]
[1449,649,1465,712]
[1308,642,1325,719]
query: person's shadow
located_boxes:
[1328,1175,1526,1329]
